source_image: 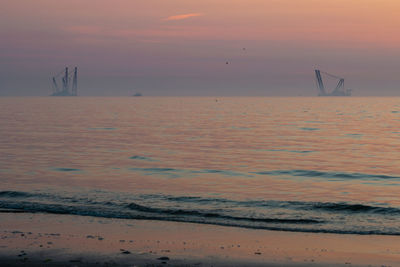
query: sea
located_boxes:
[1,97,400,235]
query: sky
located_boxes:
[1,0,400,96]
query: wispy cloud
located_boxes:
[164,13,203,21]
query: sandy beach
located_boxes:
[1,212,399,266]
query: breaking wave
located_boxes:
[1,190,400,236]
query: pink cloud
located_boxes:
[164,13,203,21]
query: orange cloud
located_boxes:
[164,13,203,21]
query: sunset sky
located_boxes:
[1,0,400,96]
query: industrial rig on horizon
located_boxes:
[49,67,351,97]
[51,67,78,96]
[315,69,351,96]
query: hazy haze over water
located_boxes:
[2,0,400,96]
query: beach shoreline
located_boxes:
[1,212,399,266]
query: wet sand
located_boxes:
[0,212,399,266]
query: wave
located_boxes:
[128,166,400,181]
[312,202,400,214]
[255,170,400,180]
[1,190,399,215]
[129,155,155,161]
[0,191,36,198]
[164,195,400,215]
[126,202,322,224]
[1,190,400,236]
[130,168,251,178]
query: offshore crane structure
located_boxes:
[315,69,351,96]
[51,67,78,96]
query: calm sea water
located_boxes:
[1,97,400,235]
